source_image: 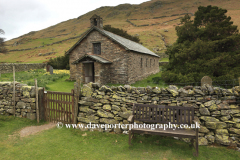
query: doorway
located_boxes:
[84,63,94,83]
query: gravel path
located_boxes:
[19,123,56,137]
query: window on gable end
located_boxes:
[93,43,101,55]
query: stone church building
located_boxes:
[67,15,160,84]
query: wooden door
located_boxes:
[84,63,94,83]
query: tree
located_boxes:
[162,5,240,83]
[47,53,70,69]
[0,29,7,53]
[103,25,140,43]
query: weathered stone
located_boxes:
[200,116,219,122]
[233,123,240,128]
[228,128,240,135]
[17,102,26,109]
[215,135,231,145]
[204,100,215,107]
[26,113,36,120]
[215,129,229,135]
[118,111,132,119]
[229,105,239,109]
[220,115,231,121]
[100,118,119,124]
[205,122,227,129]
[199,126,210,133]
[79,107,96,114]
[112,105,121,111]
[199,108,210,116]
[112,94,121,99]
[81,84,93,97]
[99,99,109,104]
[152,87,161,94]
[206,135,215,143]
[221,110,231,116]
[198,137,208,145]
[208,104,217,111]
[201,76,212,87]
[166,85,178,97]
[79,100,93,106]
[211,111,221,115]
[97,109,114,118]
[231,109,240,114]
[217,103,230,110]
[152,97,159,101]
[103,105,111,110]
[233,118,240,123]
[114,117,123,121]
[78,116,99,123]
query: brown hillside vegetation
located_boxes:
[2,0,240,63]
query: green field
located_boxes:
[0,115,239,160]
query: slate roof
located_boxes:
[66,26,160,57]
[72,54,112,64]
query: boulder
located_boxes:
[198,137,208,145]
[205,122,227,129]
[97,109,114,118]
[100,118,119,124]
[118,111,132,119]
[200,116,219,122]
[215,129,229,135]
[199,108,210,116]
[82,84,93,97]
[215,135,231,145]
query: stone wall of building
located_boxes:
[78,83,240,147]
[69,30,159,84]
[127,51,159,84]
[0,82,41,120]
[0,63,46,74]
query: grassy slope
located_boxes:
[0,115,239,160]
[1,0,240,63]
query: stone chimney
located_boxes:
[90,14,103,28]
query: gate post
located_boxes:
[73,77,81,124]
[38,87,45,121]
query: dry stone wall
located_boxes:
[0,63,46,74]
[78,83,240,147]
[0,82,40,120]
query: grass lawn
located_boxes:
[0,115,239,160]
[159,58,169,62]
[46,75,75,92]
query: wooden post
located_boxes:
[73,77,81,124]
[239,77,240,86]
[13,66,16,117]
[35,79,39,123]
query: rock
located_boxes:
[118,111,132,119]
[215,135,231,145]
[6,109,14,114]
[78,116,99,123]
[92,83,101,89]
[199,108,210,116]
[112,105,121,111]
[233,123,240,128]
[199,126,210,133]
[17,102,26,109]
[97,109,114,118]
[182,138,191,143]
[215,129,229,135]
[152,87,161,94]
[124,85,132,92]
[221,110,231,116]
[194,88,204,95]
[82,84,93,97]
[103,105,111,110]
[27,113,36,120]
[198,137,208,145]
[166,85,178,96]
[220,115,231,121]
[114,126,122,134]
[200,116,219,122]
[211,111,221,115]
[208,104,217,111]
[217,103,230,110]
[205,122,227,129]
[228,128,240,135]
[204,100,215,107]
[78,100,93,106]
[233,118,240,123]
[100,118,119,124]
[205,135,215,143]
[79,107,96,114]
[99,85,112,92]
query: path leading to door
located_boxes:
[19,123,56,137]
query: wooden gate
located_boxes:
[44,89,75,124]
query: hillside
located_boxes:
[1,0,240,63]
